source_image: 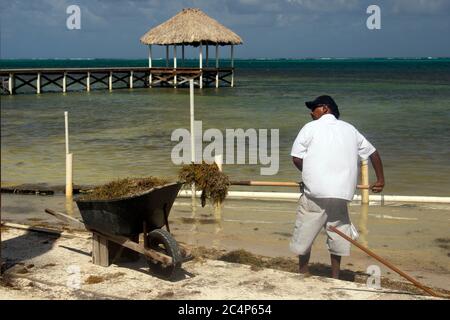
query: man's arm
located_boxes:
[369,151,385,193]
[292,157,303,172]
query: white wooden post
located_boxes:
[129,71,133,89]
[8,73,14,95]
[64,111,73,197]
[199,43,203,89]
[66,153,73,197]
[87,72,91,92]
[148,45,152,88]
[166,45,169,67]
[361,160,369,204]
[37,72,41,94]
[109,71,113,91]
[231,45,234,87]
[173,45,177,88]
[65,111,69,155]
[190,79,196,207]
[63,72,67,93]
[215,44,219,88]
[206,45,209,67]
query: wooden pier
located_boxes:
[0,67,234,95]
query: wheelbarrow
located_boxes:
[45,182,192,280]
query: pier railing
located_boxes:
[0,67,234,95]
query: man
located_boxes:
[290,95,385,279]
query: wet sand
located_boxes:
[1,193,449,293]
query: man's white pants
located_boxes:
[289,194,352,256]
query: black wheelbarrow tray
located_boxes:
[44,182,192,280]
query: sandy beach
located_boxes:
[1,192,450,300]
[1,225,443,300]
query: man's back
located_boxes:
[291,114,375,201]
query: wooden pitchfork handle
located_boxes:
[230,181,370,189]
[328,226,443,298]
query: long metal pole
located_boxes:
[190,79,196,208]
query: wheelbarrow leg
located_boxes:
[92,232,140,267]
[92,233,110,267]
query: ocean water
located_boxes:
[1,58,450,196]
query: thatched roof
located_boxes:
[140,8,243,46]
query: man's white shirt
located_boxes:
[291,114,376,201]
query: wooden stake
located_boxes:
[328,226,442,298]
[66,153,73,197]
[361,160,369,204]
[64,111,69,155]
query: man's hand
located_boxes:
[369,151,385,193]
[370,180,384,193]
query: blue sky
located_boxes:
[1,0,449,59]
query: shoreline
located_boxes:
[2,183,450,204]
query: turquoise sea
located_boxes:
[1,58,450,196]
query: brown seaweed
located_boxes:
[78,176,171,201]
[178,162,230,207]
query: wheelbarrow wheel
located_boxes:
[147,228,182,280]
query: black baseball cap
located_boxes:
[305,95,340,119]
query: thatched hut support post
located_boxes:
[206,45,209,67]
[8,73,14,95]
[148,45,152,68]
[231,45,234,87]
[215,44,219,88]
[87,72,91,92]
[182,45,185,64]
[166,45,169,67]
[148,45,153,87]
[173,45,177,88]
[37,72,41,94]
[129,71,134,89]
[199,42,203,88]
[63,72,67,93]
[109,71,113,91]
